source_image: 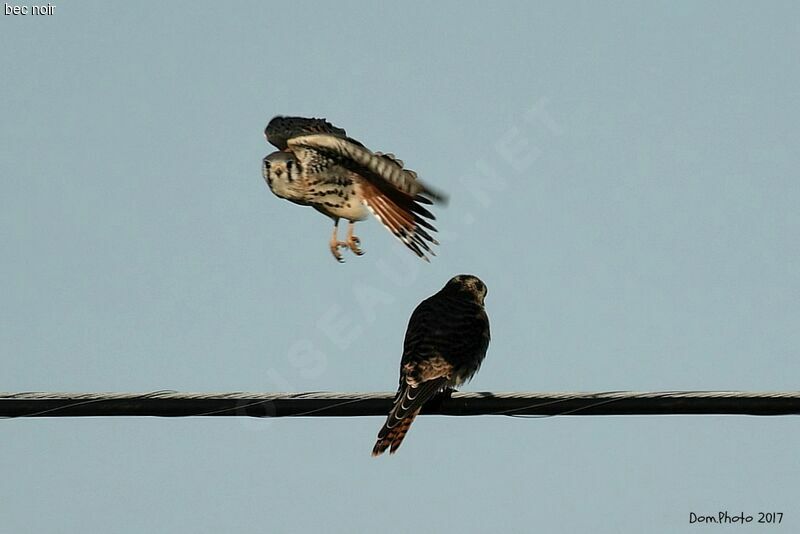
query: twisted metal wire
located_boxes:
[2,390,799,419]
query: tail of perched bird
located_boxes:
[372,408,421,456]
[372,377,447,456]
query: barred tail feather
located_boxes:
[371,378,447,457]
[371,408,421,456]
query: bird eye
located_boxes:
[262,160,272,184]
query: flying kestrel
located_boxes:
[372,274,491,456]
[262,116,446,262]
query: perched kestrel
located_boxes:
[262,116,446,262]
[372,274,491,456]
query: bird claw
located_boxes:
[330,240,356,262]
[329,241,346,263]
[348,235,364,256]
[330,222,365,262]
[329,238,363,262]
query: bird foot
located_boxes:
[329,240,348,263]
[347,234,364,256]
[328,237,364,262]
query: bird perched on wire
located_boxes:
[262,116,447,262]
[372,274,491,456]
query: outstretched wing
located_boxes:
[287,134,447,260]
[264,116,351,150]
[287,134,445,202]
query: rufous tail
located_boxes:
[371,409,420,457]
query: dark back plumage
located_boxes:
[401,278,490,383]
[373,275,490,456]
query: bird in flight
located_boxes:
[372,274,491,456]
[262,116,446,262]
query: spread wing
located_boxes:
[287,134,447,260]
[287,134,445,202]
[264,116,352,151]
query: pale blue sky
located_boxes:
[2,1,799,532]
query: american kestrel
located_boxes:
[262,116,446,262]
[372,274,491,456]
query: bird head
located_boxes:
[262,151,304,202]
[446,274,488,305]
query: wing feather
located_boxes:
[264,116,351,150]
[287,134,446,203]
[360,180,437,260]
